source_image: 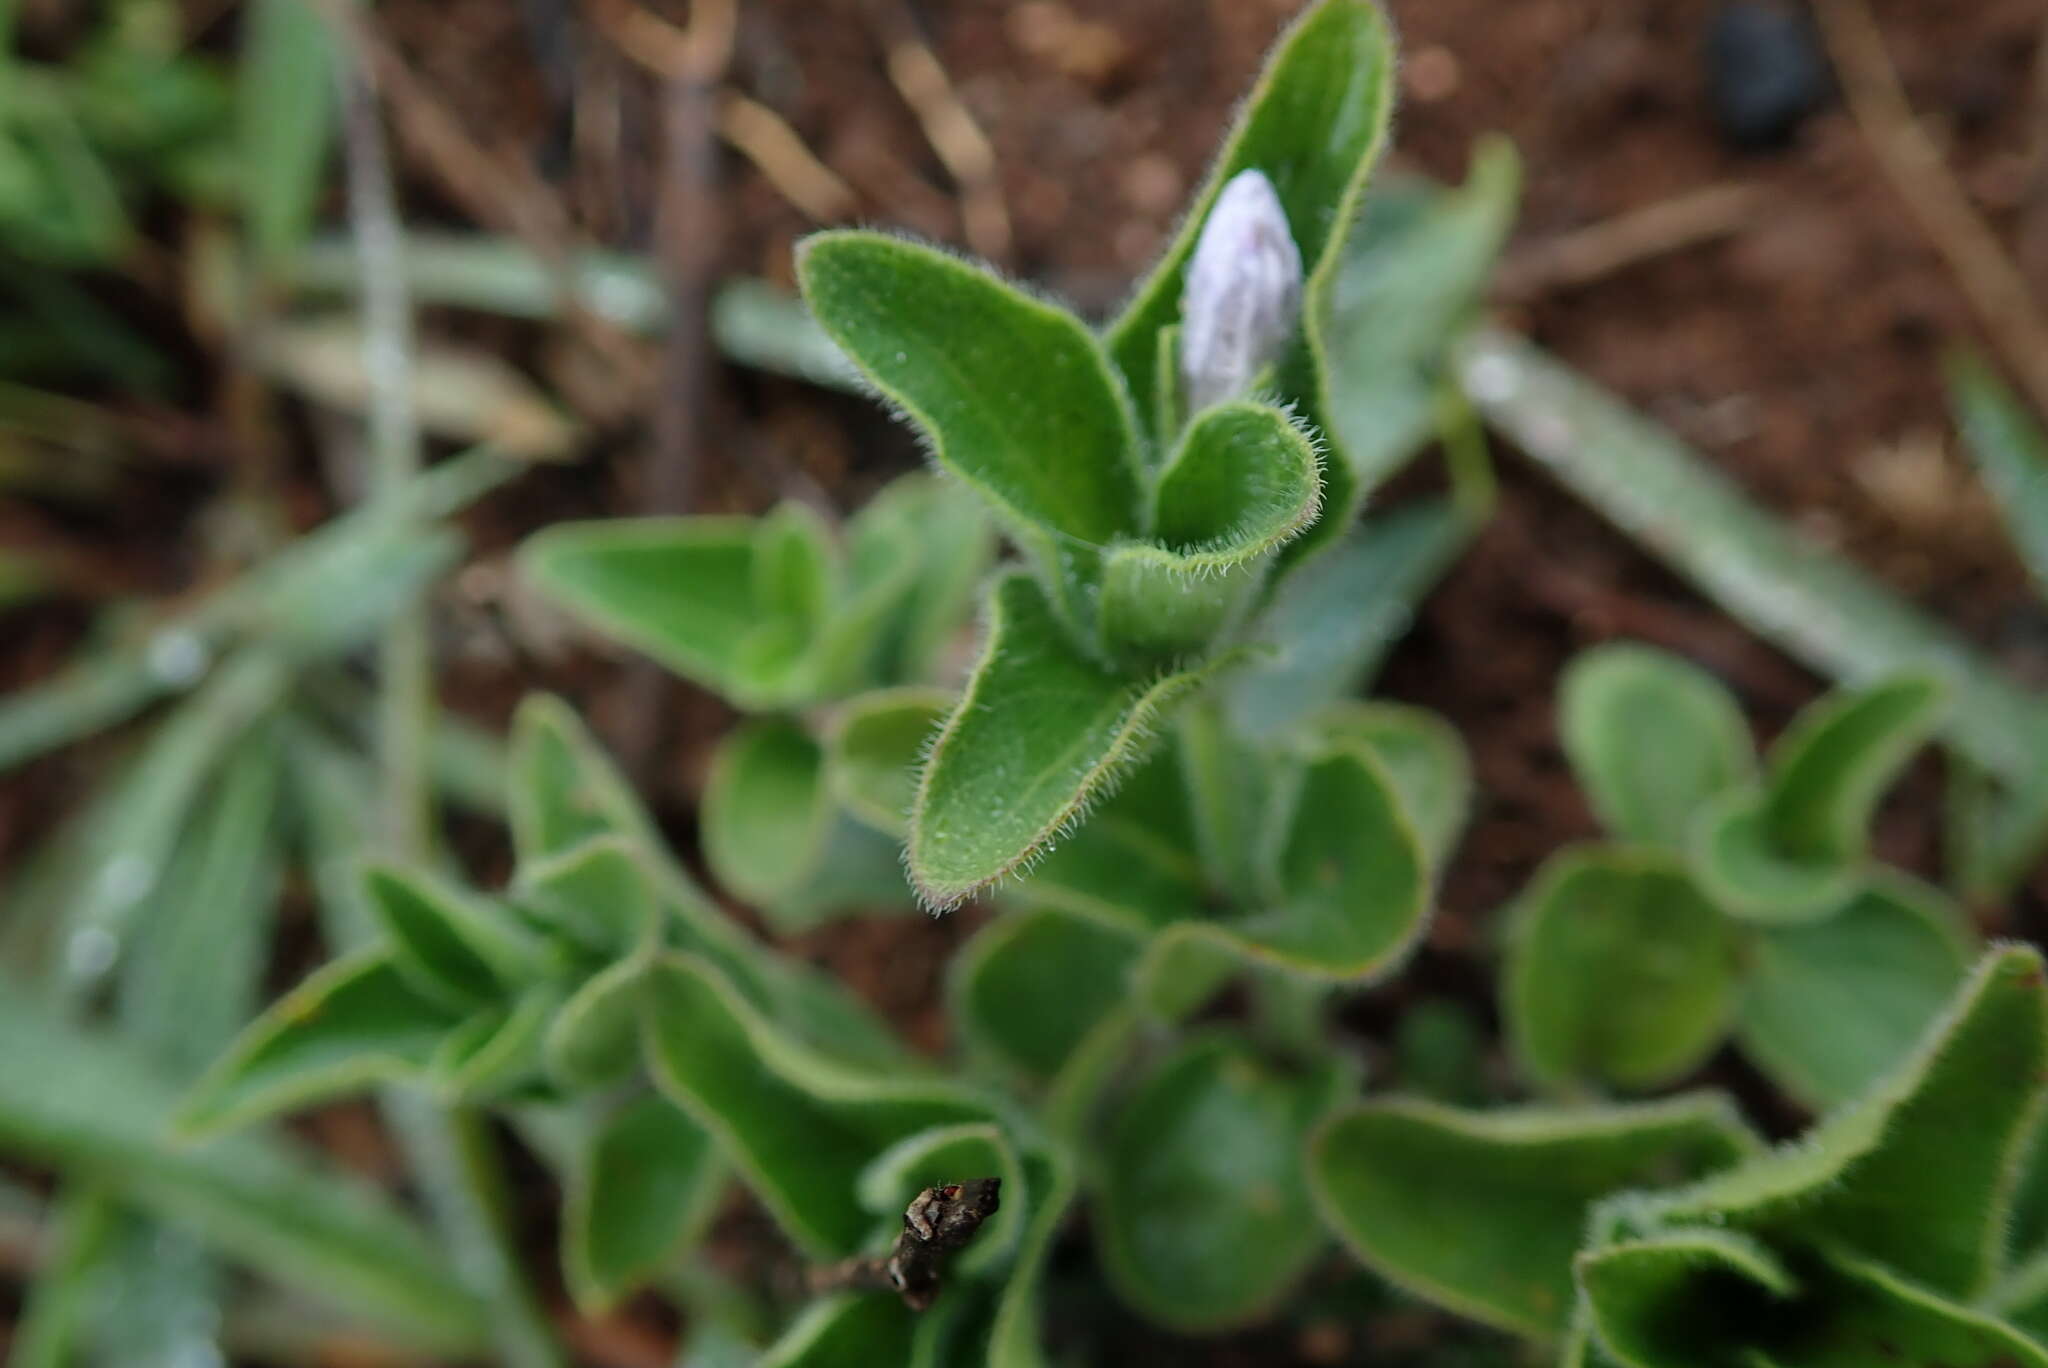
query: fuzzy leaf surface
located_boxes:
[1559,644,1753,848]
[1610,946,2048,1302]
[1104,0,1394,441]
[1505,848,1738,1093]
[1310,1094,1757,1339]
[1736,875,1974,1109]
[798,232,1140,547]
[911,573,1234,907]
[1098,1034,1339,1331]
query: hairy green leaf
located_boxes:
[910,573,1236,908]
[1560,644,1753,848]
[1308,1093,1757,1339]
[1576,1227,1799,1367]
[1097,401,1322,661]
[1505,848,1738,1093]
[1610,946,2048,1302]
[1736,875,1974,1109]
[1098,1034,1339,1331]
[798,232,1140,548]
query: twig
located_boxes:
[315,0,653,391]
[807,1179,1002,1311]
[867,0,1012,263]
[718,92,859,223]
[1494,182,1763,300]
[587,2,855,226]
[1814,0,2048,420]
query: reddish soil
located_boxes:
[7,0,2048,1362]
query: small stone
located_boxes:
[1706,2,1830,150]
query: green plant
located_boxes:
[174,3,1535,1359]
[1312,943,2048,1366]
[1503,641,1974,1107]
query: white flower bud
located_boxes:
[1178,168,1304,414]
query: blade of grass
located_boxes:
[1458,327,2048,787]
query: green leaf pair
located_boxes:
[523,470,992,712]
[1314,945,2048,1366]
[1506,642,1968,1106]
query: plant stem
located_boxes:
[340,52,565,1368]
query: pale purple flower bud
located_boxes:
[1178,169,1304,413]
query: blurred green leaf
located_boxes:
[1736,875,1974,1109]
[639,953,1000,1256]
[507,696,909,1069]
[564,1093,723,1313]
[1309,701,1472,867]
[0,990,486,1351]
[238,0,334,269]
[758,1294,918,1368]
[363,864,541,1010]
[1692,674,1943,924]
[911,573,1236,908]
[1308,1093,1757,1339]
[950,906,1141,1082]
[1321,141,1521,494]
[1505,848,1738,1093]
[829,687,948,838]
[1226,499,1479,739]
[543,953,649,1092]
[1098,1034,1339,1331]
[177,949,461,1136]
[1560,643,1753,849]
[703,718,832,907]
[1950,351,2048,598]
[514,834,660,959]
[1139,739,1428,988]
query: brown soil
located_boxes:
[6,0,2048,1362]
